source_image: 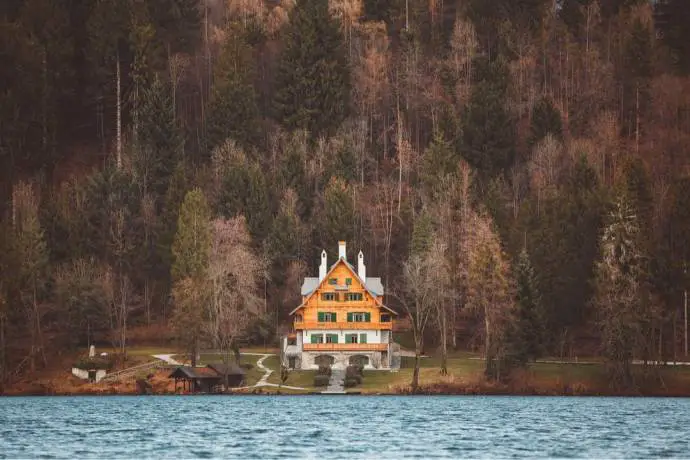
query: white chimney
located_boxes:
[319,250,327,281]
[358,250,366,280]
[338,241,347,260]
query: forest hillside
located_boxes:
[1,0,690,387]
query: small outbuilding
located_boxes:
[169,363,246,393]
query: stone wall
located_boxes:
[72,368,107,383]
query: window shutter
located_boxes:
[318,312,324,322]
[347,312,353,322]
[365,312,371,322]
[332,312,337,322]
[330,334,339,343]
[310,335,318,344]
[360,333,367,344]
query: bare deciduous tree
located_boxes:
[208,216,263,387]
[396,239,448,392]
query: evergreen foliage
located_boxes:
[171,188,211,282]
[513,248,544,362]
[273,0,351,139]
[461,57,516,179]
[530,98,563,147]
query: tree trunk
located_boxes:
[440,304,448,376]
[116,50,122,169]
[412,340,421,393]
[484,315,492,377]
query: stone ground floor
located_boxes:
[285,350,400,370]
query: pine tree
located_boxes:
[171,188,211,282]
[513,248,543,362]
[420,132,457,196]
[530,157,604,352]
[530,97,563,148]
[318,177,354,251]
[594,193,653,388]
[206,22,260,153]
[461,57,516,179]
[137,75,182,197]
[273,0,351,139]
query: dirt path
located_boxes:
[152,354,183,365]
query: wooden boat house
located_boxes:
[169,363,245,393]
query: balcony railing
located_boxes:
[303,343,388,352]
[294,321,392,330]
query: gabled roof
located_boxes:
[300,264,385,297]
[292,257,397,316]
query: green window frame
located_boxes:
[345,334,358,344]
[326,334,338,344]
[317,312,337,322]
[359,333,367,344]
[347,312,371,322]
[345,293,363,301]
[328,278,338,285]
[310,334,324,344]
[345,278,352,285]
[321,292,337,301]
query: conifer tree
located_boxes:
[461,57,516,179]
[171,188,211,282]
[513,248,543,362]
[318,177,354,252]
[137,75,182,197]
[206,22,260,152]
[273,0,351,139]
[594,193,653,388]
[530,97,563,148]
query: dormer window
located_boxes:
[345,278,352,286]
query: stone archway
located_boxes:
[349,355,369,367]
[314,354,335,368]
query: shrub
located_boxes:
[317,365,331,377]
[344,377,359,388]
[345,365,362,378]
[73,355,114,371]
[314,375,330,387]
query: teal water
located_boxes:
[0,396,688,458]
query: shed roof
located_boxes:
[168,366,224,380]
[207,362,245,376]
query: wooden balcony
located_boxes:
[294,321,392,330]
[303,343,389,352]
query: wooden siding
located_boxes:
[295,259,391,332]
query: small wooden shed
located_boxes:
[169,363,246,393]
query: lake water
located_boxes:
[1,395,689,458]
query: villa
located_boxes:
[281,241,400,370]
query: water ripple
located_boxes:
[1,396,690,458]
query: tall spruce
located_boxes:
[171,188,211,282]
[594,193,652,388]
[206,22,260,153]
[513,248,543,362]
[461,57,516,179]
[273,0,351,139]
[137,75,182,197]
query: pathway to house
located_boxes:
[152,354,182,365]
[322,368,346,394]
[233,354,307,391]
